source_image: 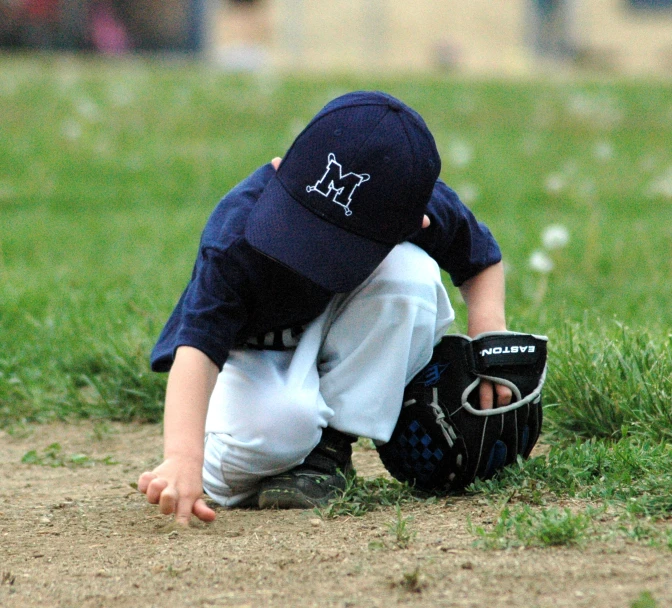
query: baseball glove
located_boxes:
[377,331,548,493]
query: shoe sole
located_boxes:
[258,488,329,510]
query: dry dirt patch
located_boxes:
[1,422,670,608]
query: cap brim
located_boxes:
[245,176,392,293]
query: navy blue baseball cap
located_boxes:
[245,91,441,292]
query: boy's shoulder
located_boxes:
[426,179,465,213]
[200,163,276,251]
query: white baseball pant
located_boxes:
[202,242,455,506]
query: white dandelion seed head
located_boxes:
[76,98,100,121]
[456,183,479,205]
[646,168,672,199]
[447,140,472,168]
[567,92,623,129]
[594,141,613,162]
[542,225,570,250]
[529,250,554,274]
[61,120,82,141]
[545,174,565,195]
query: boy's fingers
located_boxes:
[479,382,494,410]
[146,477,168,504]
[270,157,282,170]
[159,486,179,516]
[479,381,514,409]
[137,471,157,494]
[193,498,217,523]
[496,384,513,406]
[173,495,206,526]
[171,496,215,526]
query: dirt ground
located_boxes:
[1,422,671,608]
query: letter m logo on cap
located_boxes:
[306,153,370,216]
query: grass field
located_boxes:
[2,55,672,554]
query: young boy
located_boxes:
[138,91,511,524]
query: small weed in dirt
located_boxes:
[368,539,387,551]
[89,420,118,442]
[391,567,428,593]
[631,591,658,608]
[21,442,118,467]
[1,572,16,586]
[318,475,423,519]
[356,437,376,450]
[470,505,592,550]
[386,504,416,549]
[608,513,672,550]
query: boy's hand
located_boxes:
[458,261,513,410]
[478,379,512,410]
[139,345,219,524]
[138,457,216,525]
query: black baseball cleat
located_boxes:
[258,427,356,509]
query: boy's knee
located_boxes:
[250,392,329,460]
[361,242,445,308]
[203,392,330,500]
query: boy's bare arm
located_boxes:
[138,346,219,524]
[458,261,512,409]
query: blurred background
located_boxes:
[2,0,672,76]
[2,2,672,434]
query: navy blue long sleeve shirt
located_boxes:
[150,163,501,372]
